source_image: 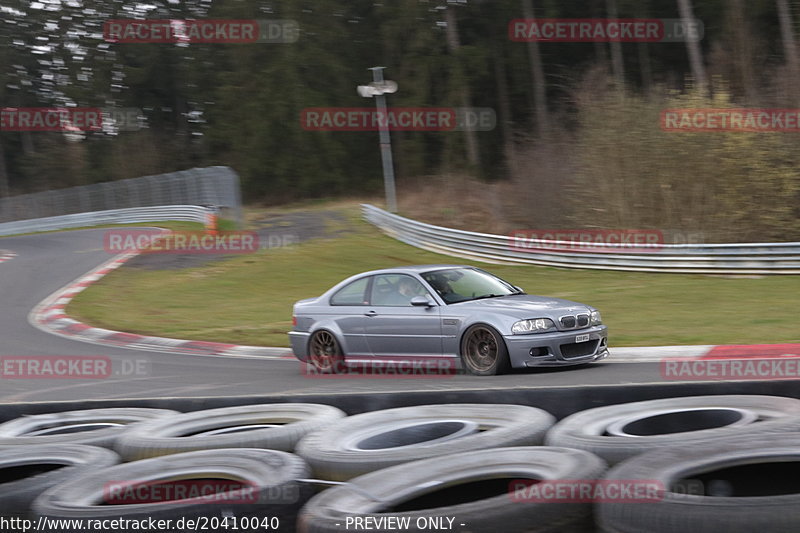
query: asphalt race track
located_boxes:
[0,229,671,404]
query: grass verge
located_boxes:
[68,204,800,348]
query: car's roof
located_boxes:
[360,264,472,276]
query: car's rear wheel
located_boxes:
[461,324,511,376]
[308,330,345,373]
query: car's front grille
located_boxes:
[560,340,599,359]
[560,314,590,329]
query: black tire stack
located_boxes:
[0,404,345,532]
[2,396,800,532]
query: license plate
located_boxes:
[575,334,590,343]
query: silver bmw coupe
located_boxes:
[289,265,609,375]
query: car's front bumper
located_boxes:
[503,325,609,368]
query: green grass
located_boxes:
[68,206,800,348]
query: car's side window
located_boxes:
[330,277,370,306]
[370,274,430,306]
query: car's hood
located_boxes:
[452,294,592,316]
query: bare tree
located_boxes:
[635,1,653,92]
[777,0,800,86]
[728,0,758,102]
[677,0,708,92]
[521,0,549,137]
[591,0,608,65]
[606,0,625,86]
[0,140,8,198]
[493,45,516,176]
[444,3,480,167]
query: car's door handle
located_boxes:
[364,310,378,317]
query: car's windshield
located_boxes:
[421,268,520,304]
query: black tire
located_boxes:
[307,330,346,374]
[115,403,347,461]
[295,404,556,481]
[0,445,119,518]
[0,408,178,448]
[597,434,800,533]
[32,448,312,533]
[298,446,607,533]
[545,394,800,465]
[460,324,511,376]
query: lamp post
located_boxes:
[358,67,398,213]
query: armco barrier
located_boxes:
[0,205,209,237]
[362,204,800,275]
[0,166,243,225]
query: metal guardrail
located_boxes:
[0,205,209,237]
[362,204,800,274]
[0,166,243,226]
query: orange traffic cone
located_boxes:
[205,208,218,235]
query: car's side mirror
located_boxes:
[410,296,435,307]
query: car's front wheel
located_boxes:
[308,330,346,374]
[461,324,511,376]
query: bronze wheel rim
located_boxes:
[464,327,498,372]
[310,331,339,371]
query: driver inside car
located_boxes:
[427,276,454,301]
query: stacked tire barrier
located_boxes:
[1,396,800,531]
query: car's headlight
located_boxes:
[511,318,555,334]
[590,310,602,326]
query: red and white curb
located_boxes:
[0,250,16,263]
[612,343,800,362]
[28,250,293,360]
